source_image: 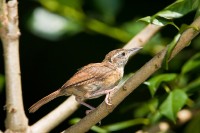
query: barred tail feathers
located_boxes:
[29,90,62,113]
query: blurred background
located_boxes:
[1,0,200,132]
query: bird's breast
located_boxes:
[102,69,122,88]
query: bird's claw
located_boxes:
[105,92,112,105]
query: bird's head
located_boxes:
[103,47,142,68]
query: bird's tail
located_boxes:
[29,90,62,113]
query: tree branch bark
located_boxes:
[63,17,200,133]
[124,24,161,49]
[0,0,28,132]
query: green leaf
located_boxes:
[102,118,149,131]
[159,89,188,123]
[139,16,151,23]
[181,52,200,74]
[141,0,199,27]
[156,10,182,19]
[134,98,159,117]
[149,111,162,124]
[145,73,177,96]
[162,33,181,70]
[139,16,171,26]
[155,0,198,20]
[194,0,200,18]
[184,77,200,93]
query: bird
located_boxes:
[29,47,142,113]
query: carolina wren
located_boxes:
[29,47,142,113]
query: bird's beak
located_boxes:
[127,47,142,56]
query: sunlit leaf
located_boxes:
[156,10,182,19]
[139,16,151,23]
[145,73,177,96]
[141,17,180,29]
[141,0,198,27]
[159,89,188,123]
[156,0,198,19]
[139,16,172,26]
[181,52,200,74]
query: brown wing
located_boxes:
[61,62,116,88]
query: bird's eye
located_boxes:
[121,52,126,56]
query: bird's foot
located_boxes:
[105,92,112,105]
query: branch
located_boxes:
[0,0,28,132]
[30,23,162,131]
[63,17,200,133]
[124,24,161,49]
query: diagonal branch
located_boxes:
[63,17,200,133]
[124,24,161,49]
[0,0,28,132]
